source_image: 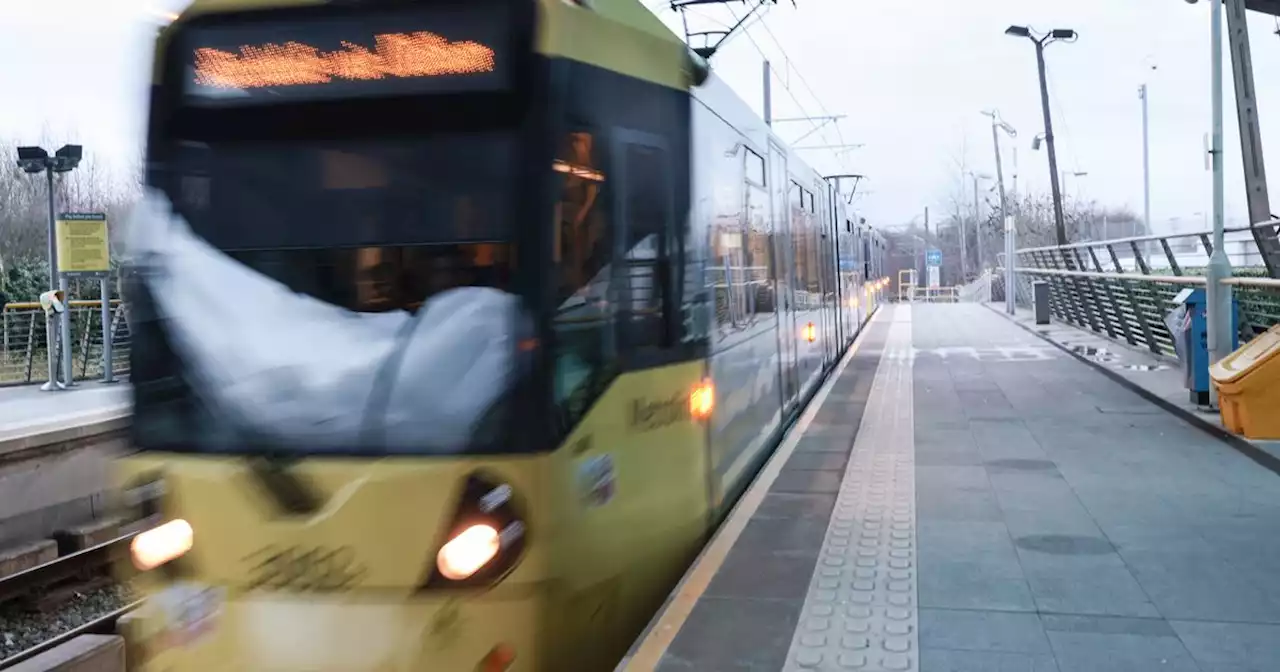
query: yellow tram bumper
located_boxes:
[121,587,539,672]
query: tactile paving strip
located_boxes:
[783,308,917,671]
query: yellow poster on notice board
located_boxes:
[55,212,110,277]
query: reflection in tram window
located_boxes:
[744,183,772,315]
[229,243,512,314]
[169,133,517,313]
[616,143,672,353]
[549,131,682,435]
[551,128,614,430]
[171,133,513,250]
[554,131,607,299]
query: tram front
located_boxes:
[115,1,556,670]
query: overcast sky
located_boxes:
[6,0,1280,232]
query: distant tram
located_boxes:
[113,0,888,670]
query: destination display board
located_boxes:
[55,212,110,277]
[181,5,511,106]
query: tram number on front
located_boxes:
[243,545,364,592]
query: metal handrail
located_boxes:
[912,286,960,303]
[3,299,124,311]
[1016,218,1280,254]
[1012,266,1280,289]
[1,302,130,386]
[1014,267,1205,285]
[999,222,1280,359]
[1222,276,1280,288]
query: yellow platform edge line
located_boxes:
[618,307,886,671]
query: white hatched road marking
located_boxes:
[884,345,1059,363]
[784,305,918,671]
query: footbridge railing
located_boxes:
[994,220,1280,358]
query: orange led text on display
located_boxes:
[193,31,496,89]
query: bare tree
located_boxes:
[1,136,141,300]
[935,143,1148,275]
[1004,191,1144,249]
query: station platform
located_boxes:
[0,382,130,446]
[624,303,1280,672]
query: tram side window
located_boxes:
[551,129,615,430]
[863,236,872,281]
[803,188,820,296]
[616,142,676,355]
[745,150,766,187]
[743,151,771,317]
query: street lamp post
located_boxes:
[967,175,977,272]
[981,110,1018,313]
[1139,83,1152,245]
[967,171,992,273]
[16,144,83,391]
[912,234,927,287]
[1006,25,1078,245]
[1011,145,1019,201]
[1205,0,1233,407]
[1183,0,1243,409]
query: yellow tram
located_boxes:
[111,0,888,670]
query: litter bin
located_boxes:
[1211,323,1280,439]
[1166,288,1239,406]
[1033,281,1050,325]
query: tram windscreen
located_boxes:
[169,133,515,311]
[128,131,528,456]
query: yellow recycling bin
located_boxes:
[1210,323,1280,439]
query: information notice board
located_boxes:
[55,212,110,277]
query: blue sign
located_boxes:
[926,249,942,266]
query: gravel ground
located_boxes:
[0,583,129,661]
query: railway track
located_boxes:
[0,602,139,669]
[0,535,136,669]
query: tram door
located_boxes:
[819,184,838,361]
[769,141,800,411]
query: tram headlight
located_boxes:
[425,474,527,588]
[437,521,526,581]
[437,524,500,580]
[130,519,194,571]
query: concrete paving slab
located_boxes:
[912,303,1280,672]
[629,302,1280,672]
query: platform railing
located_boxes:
[0,301,131,387]
[956,271,994,304]
[911,286,960,303]
[994,219,1280,358]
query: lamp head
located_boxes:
[1005,25,1031,38]
[51,144,82,173]
[17,146,48,162]
[16,146,48,174]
